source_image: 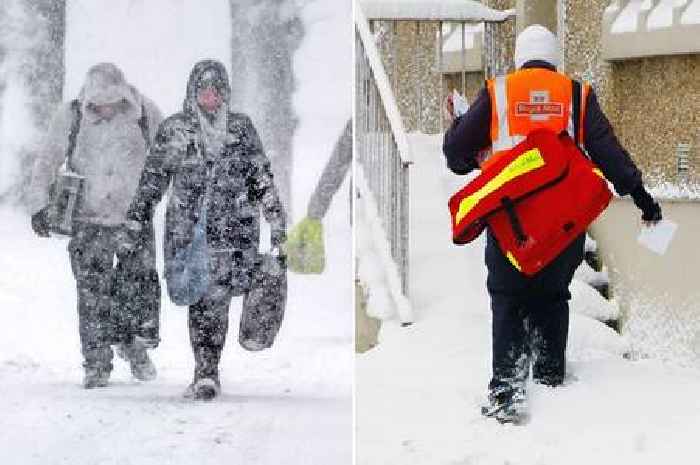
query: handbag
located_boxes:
[239,253,287,351]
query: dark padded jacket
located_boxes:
[442,61,642,196]
[126,60,286,268]
[443,61,643,297]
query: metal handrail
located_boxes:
[355,4,413,323]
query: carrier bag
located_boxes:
[165,199,211,306]
[448,129,612,276]
[239,253,287,351]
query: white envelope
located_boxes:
[637,219,678,256]
[452,90,469,117]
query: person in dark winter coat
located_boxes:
[442,25,662,423]
[28,63,163,389]
[125,59,286,400]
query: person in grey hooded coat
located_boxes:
[28,63,163,388]
[125,59,286,400]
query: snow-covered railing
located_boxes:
[359,0,514,133]
[355,4,413,317]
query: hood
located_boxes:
[79,62,138,107]
[183,59,231,116]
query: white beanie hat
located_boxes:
[514,25,560,69]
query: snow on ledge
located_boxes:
[602,0,700,60]
[360,0,515,22]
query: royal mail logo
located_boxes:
[515,102,563,116]
[515,90,563,121]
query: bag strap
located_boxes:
[501,196,528,246]
[64,99,82,172]
[571,79,582,147]
[138,103,150,150]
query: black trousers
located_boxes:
[187,251,287,382]
[187,251,241,382]
[485,230,584,394]
[68,221,160,369]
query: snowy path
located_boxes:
[356,134,700,465]
[0,207,352,465]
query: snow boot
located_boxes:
[82,347,113,389]
[183,377,221,401]
[481,388,528,425]
[117,337,157,381]
[83,366,110,389]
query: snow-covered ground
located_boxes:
[0,1,351,464]
[356,134,700,465]
[0,204,351,465]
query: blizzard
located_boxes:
[0,1,351,464]
[356,134,700,465]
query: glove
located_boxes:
[284,217,325,274]
[271,227,287,250]
[631,184,662,225]
[116,220,144,255]
[31,207,51,238]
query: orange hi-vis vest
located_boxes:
[484,68,590,168]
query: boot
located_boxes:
[117,336,157,381]
[83,366,110,389]
[481,386,528,425]
[183,376,221,401]
[82,347,113,389]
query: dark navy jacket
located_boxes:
[442,62,642,196]
[443,62,643,298]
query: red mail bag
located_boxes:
[448,129,612,276]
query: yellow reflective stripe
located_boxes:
[593,167,605,179]
[455,147,546,225]
[506,251,521,271]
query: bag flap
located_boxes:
[449,129,571,243]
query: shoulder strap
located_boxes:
[65,99,82,172]
[138,103,150,150]
[571,79,581,147]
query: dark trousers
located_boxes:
[485,230,584,395]
[68,221,160,369]
[187,250,287,382]
[187,251,238,382]
[489,295,569,394]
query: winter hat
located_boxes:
[514,25,560,69]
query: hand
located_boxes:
[631,185,662,226]
[284,217,325,274]
[117,221,143,254]
[642,203,662,227]
[271,229,287,250]
[31,207,51,238]
[444,94,455,123]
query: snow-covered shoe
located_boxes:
[118,338,157,382]
[83,367,110,389]
[183,377,221,401]
[481,389,528,425]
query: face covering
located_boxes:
[197,86,223,113]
